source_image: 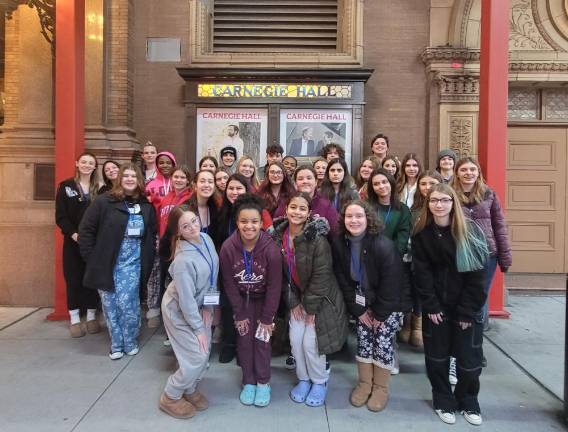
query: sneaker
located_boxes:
[163,337,171,347]
[109,351,124,360]
[254,384,271,407]
[285,355,296,370]
[391,349,400,375]
[435,409,456,424]
[325,360,331,374]
[239,384,256,406]
[126,347,139,356]
[449,357,458,385]
[462,410,483,426]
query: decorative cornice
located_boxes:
[433,72,480,103]
[421,47,480,66]
[510,61,568,71]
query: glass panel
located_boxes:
[508,88,538,120]
[543,88,568,120]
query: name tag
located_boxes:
[127,228,142,237]
[203,292,220,306]
[128,204,141,214]
[355,293,366,307]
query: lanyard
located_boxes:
[333,192,340,211]
[284,228,295,283]
[189,235,216,289]
[242,249,254,276]
[199,206,210,234]
[163,178,171,195]
[123,201,139,215]
[350,249,364,290]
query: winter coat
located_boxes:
[332,232,406,321]
[273,192,338,236]
[272,217,349,355]
[412,223,486,322]
[79,193,157,293]
[55,179,92,239]
[460,188,512,270]
[219,230,282,324]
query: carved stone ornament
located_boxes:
[433,73,480,104]
[421,47,480,66]
[509,61,568,71]
[510,0,553,50]
[449,115,474,158]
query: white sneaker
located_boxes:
[462,410,483,426]
[435,409,456,424]
[109,351,124,360]
[449,357,458,385]
[126,347,139,356]
[163,338,171,347]
[391,347,400,375]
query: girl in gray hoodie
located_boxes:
[159,205,219,420]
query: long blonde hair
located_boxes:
[452,157,488,205]
[414,183,488,272]
[236,155,260,190]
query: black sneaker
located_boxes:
[325,360,331,373]
[219,345,236,363]
[285,354,296,370]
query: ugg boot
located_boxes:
[350,361,373,407]
[397,313,411,343]
[409,314,424,348]
[69,323,85,338]
[183,389,209,411]
[159,392,196,419]
[367,365,390,412]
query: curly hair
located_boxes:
[338,199,384,236]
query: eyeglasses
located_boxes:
[428,198,453,205]
[269,170,283,176]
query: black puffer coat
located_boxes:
[272,217,348,355]
[332,232,406,321]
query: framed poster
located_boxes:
[196,108,268,169]
[279,108,352,165]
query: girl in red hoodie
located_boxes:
[158,165,192,238]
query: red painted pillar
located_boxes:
[48,0,85,321]
[478,0,510,318]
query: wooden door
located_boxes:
[506,127,567,273]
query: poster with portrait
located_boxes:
[196,108,268,170]
[279,108,352,165]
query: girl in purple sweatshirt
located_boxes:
[219,194,282,408]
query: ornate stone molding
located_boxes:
[510,61,568,71]
[421,47,480,66]
[510,0,553,50]
[433,73,480,104]
[449,115,474,158]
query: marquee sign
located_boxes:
[197,83,352,99]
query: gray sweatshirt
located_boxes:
[163,233,219,334]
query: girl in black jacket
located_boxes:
[332,200,404,413]
[412,183,489,426]
[79,163,156,360]
[55,151,101,338]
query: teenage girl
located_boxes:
[56,152,101,337]
[396,153,423,209]
[236,156,260,192]
[257,161,295,217]
[158,205,218,420]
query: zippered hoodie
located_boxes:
[219,230,282,324]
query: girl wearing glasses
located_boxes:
[257,161,295,218]
[159,205,219,419]
[412,183,489,426]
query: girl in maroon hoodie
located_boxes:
[220,194,282,408]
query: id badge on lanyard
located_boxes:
[355,285,366,307]
[203,290,220,306]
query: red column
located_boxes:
[48,0,85,321]
[478,0,510,318]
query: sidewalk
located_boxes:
[0,294,565,432]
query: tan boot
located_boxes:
[397,313,411,344]
[86,319,101,334]
[159,392,196,419]
[350,361,373,407]
[183,389,209,411]
[409,314,424,348]
[367,365,390,412]
[69,323,85,338]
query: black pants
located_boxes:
[422,312,483,413]
[63,238,99,311]
[220,286,236,348]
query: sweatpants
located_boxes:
[289,318,327,384]
[63,238,99,311]
[237,297,272,385]
[422,313,483,413]
[356,312,403,370]
[162,300,212,400]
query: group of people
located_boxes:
[55,134,511,426]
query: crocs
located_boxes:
[254,384,271,407]
[290,380,312,403]
[305,382,327,407]
[239,384,256,406]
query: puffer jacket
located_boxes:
[460,188,512,270]
[272,217,348,355]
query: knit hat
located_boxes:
[220,146,237,158]
[436,148,456,169]
[156,151,177,166]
